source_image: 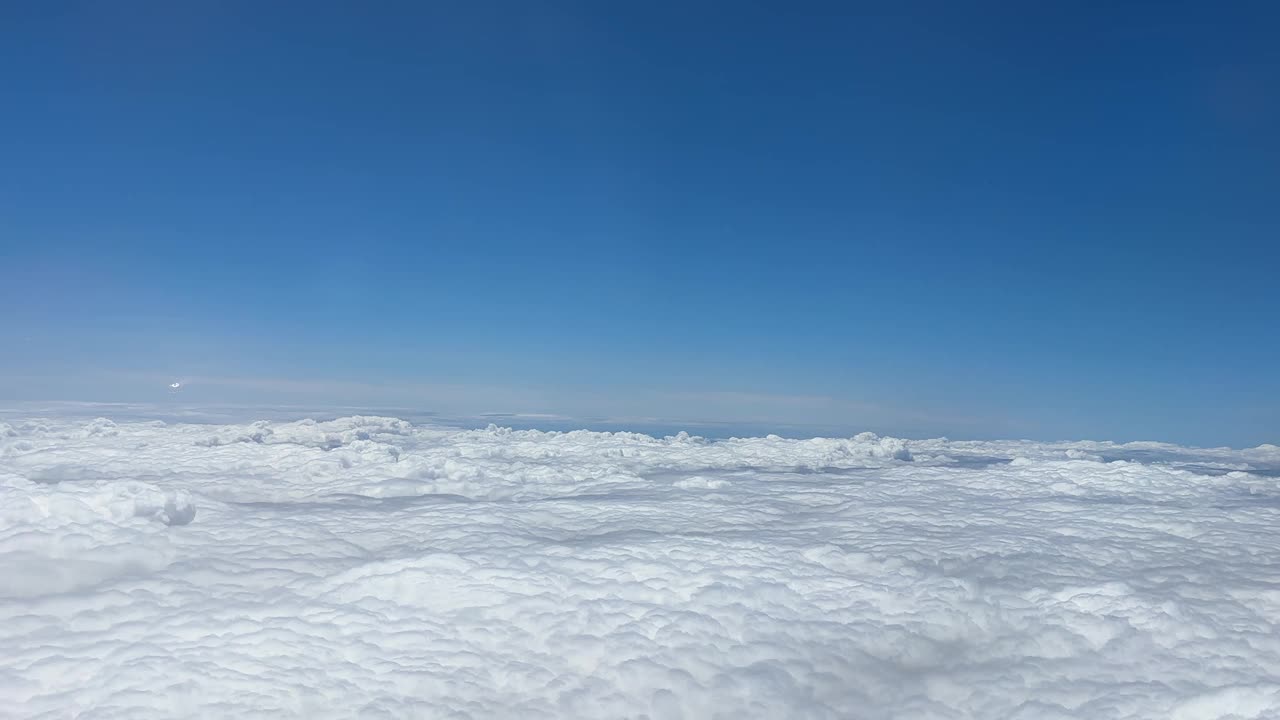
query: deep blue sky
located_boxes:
[2,1,1277,445]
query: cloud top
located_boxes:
[1,414,1278,718]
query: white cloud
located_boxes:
[1,413,1278,717]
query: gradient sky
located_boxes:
[2,1,1277,445]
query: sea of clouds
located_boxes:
[2,413,1279,719]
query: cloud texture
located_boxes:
[2,415,1279,718]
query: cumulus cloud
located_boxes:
[0,414,1278,718]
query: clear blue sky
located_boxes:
[2,1,1277,445]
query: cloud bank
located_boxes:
[2,414,1279,718]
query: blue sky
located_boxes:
[2,1,1277,445]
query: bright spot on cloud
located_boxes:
[1,414,1278,717]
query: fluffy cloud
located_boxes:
[1,415,1278,718]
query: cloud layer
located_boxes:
[2,415,1279,718]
